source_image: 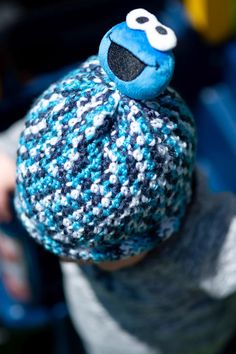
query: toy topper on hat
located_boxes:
[99,9,177,100]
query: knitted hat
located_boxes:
[15,10,196,262]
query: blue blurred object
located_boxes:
[0,195,67,329]
[196,83,236,193]
[160,2,236,194]
[224,42,236,94]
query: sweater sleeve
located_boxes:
[199,192,236,299]
[0,119,25,159]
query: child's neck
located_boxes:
[97,252,147,271]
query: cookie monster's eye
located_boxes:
[155,26,167,35]
[146,23,176,51]
[127,8,177,52]
[127,9,156,31]
[136,16,149,24]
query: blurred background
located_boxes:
[0,0,235,353]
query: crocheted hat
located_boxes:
[15,9,196,262]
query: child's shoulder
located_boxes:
[171,170,236,298]
[190,170,236,236]
[198,189,236,298]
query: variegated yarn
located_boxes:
[15,56,196,262]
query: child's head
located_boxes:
[15,10,196,263]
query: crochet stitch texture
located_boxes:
[15,56,196,261]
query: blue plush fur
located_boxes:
[99,22,175,100]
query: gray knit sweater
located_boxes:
[61,175,236,354]
[1,120,236,354]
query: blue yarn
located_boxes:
[15,56,196,262]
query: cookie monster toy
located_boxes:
[99,8,177,99]
[15,9,195,262]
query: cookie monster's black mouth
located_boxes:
[107,41,146,82]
